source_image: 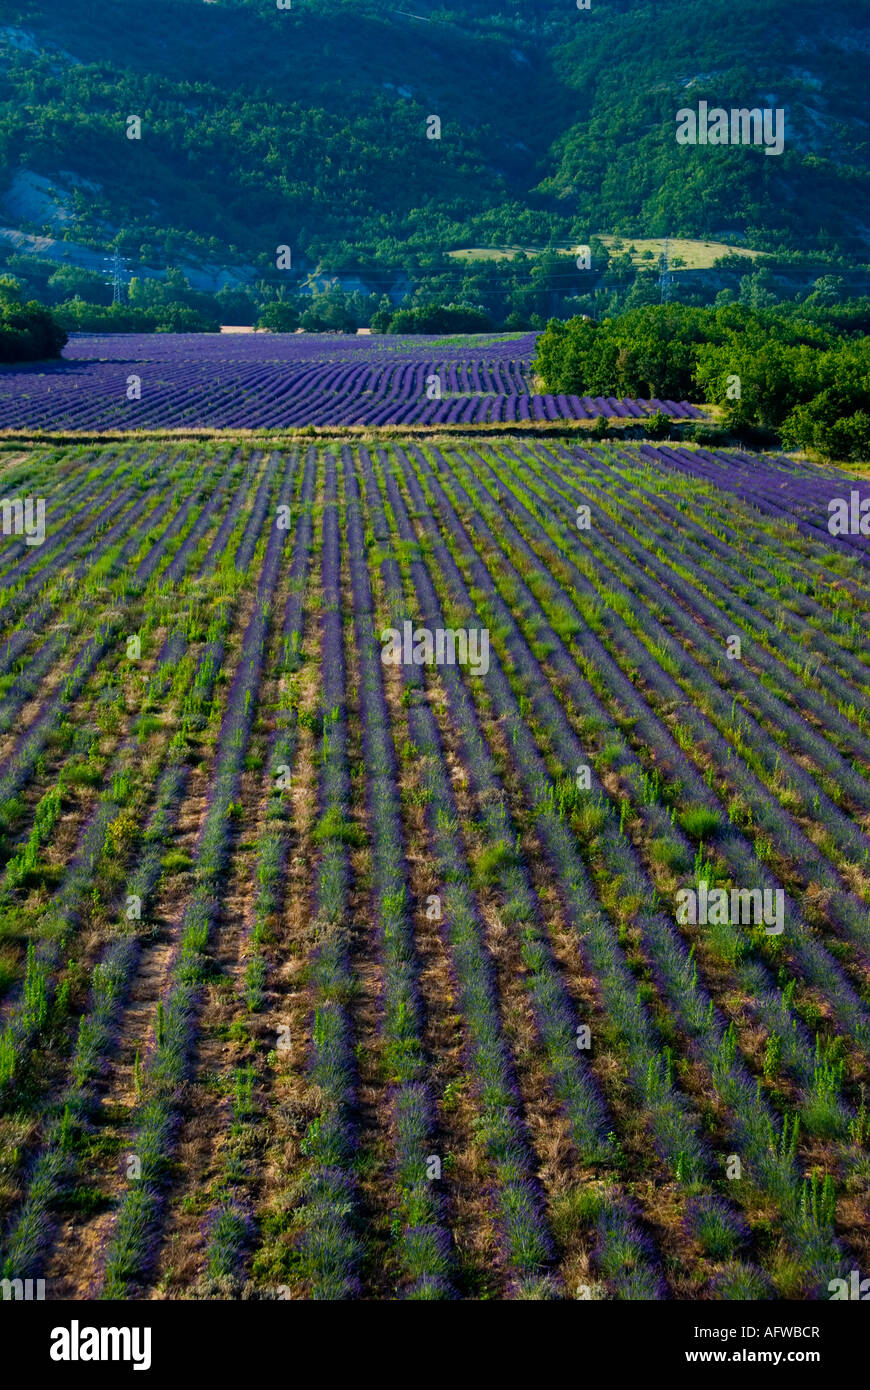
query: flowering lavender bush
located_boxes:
[0,333,703,431]
[0,436,865,1303]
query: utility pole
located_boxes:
[104,248,128,305]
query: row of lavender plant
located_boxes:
[362,445,666,1298]
[0,452,272,1279]
[290,451,363,1299]
[0,447,130,599]
[0,449,233,933]
[341,445,456,1298]
[99,450,296,1294]
[395,443,849,1295]
[437,442,864,1141]
[0,476,165,718]
[379,447,758,1278]
[235,445,317,1002]
[0,477,150,689]
[533,446,870,828]
[0,329,700,430]
[0,459,211,740]
[582,446,870,706]
[361,445,581,1298]
[641,446,870,574]
[0,448,183,629]
[201,447,318,1288]
[0,448,247,953]
[622,443,869,575]
[568,444,870,734]
[473,442,870,1011]
[0,461,208,832]
[0,445,123,581]
[0,455,242,1093]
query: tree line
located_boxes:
[535,301,870,462]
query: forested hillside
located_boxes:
[0,0,866,282]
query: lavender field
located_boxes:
[0,333,704,431]
[0,436,869,1302]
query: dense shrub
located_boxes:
[376,303,493,335]
[0,296,67,362]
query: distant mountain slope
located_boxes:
[0,0,866,275]
[543,0,870,254]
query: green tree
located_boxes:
[258,300,301,332]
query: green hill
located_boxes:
[0,0,866,280]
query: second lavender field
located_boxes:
[0,331,704,431]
